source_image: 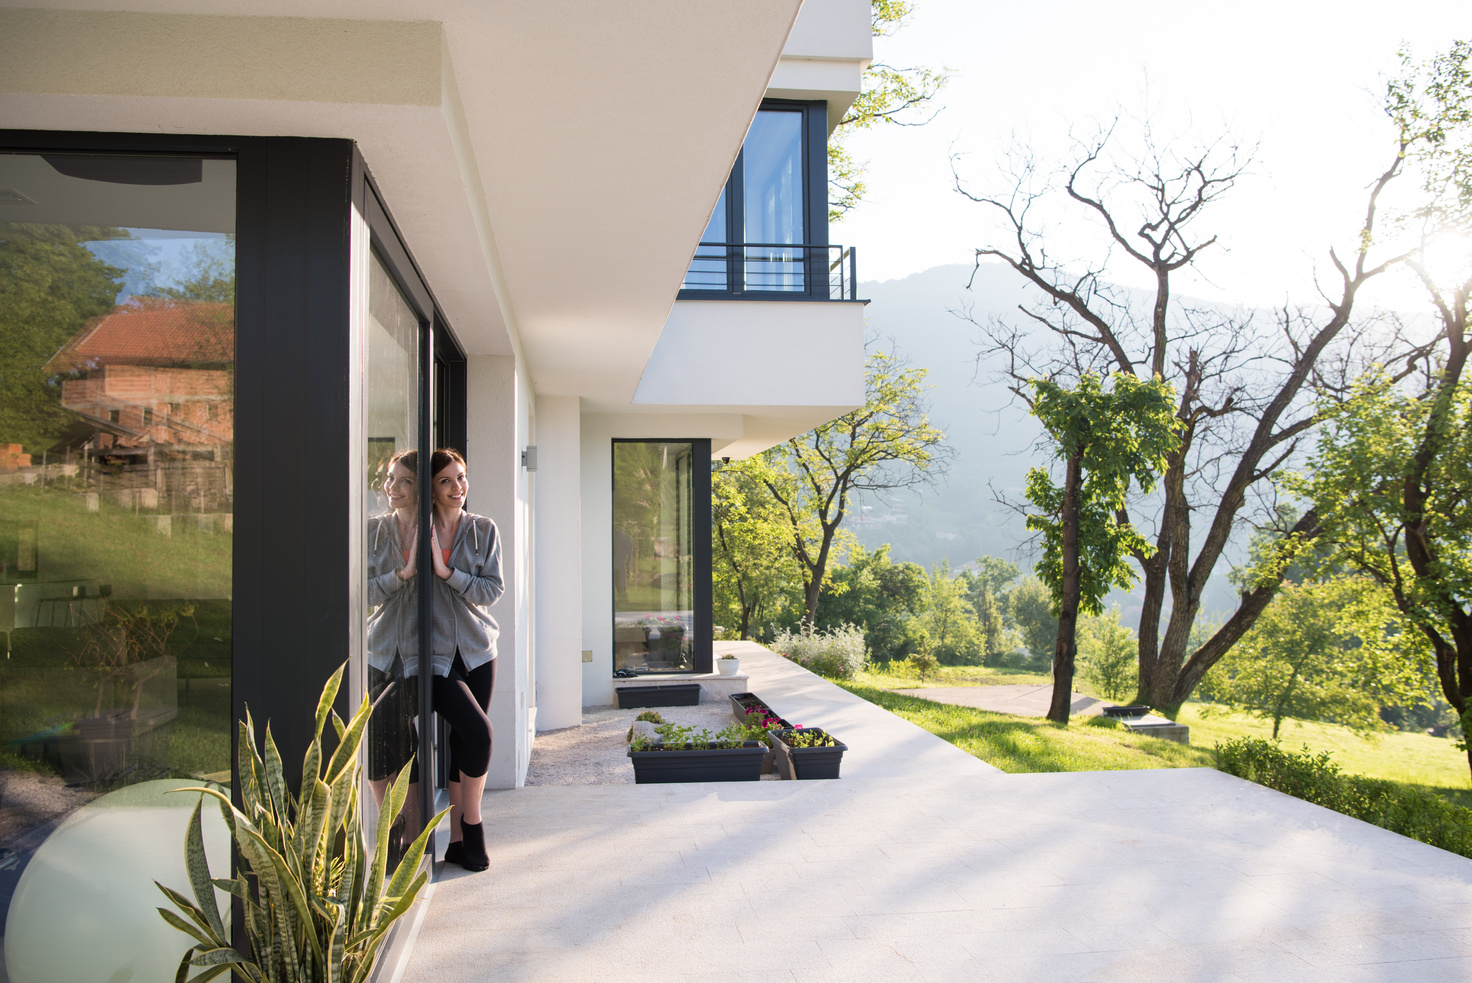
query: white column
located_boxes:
[533,396,583,731]
[465,354,524,789]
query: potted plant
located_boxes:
[729,692,790,727]
[626,721,766,783]
[769,727,847,780]
[156,663,447,983]
[716,653,741,675]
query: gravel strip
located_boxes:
[526,701,777,786]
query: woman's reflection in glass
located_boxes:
[366,449,421,846]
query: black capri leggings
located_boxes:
[365,654,494,781]
[436,654,495,780]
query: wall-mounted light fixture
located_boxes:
[521,446,538,471]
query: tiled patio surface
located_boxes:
[403,642,1472,983]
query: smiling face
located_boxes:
[433,459,469,513]
[384,461,417,511]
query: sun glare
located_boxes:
[1418,232,1472,294]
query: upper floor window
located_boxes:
[681,101,856,300]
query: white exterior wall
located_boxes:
[533,396,584,731]
[466,354,532,789]
[578,422,615,708]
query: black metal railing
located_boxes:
[680,242,858,300]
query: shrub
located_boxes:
[1214,737,1472,859]
[903,649,940,681]
[773,623,867,679]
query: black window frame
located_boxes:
[609,438,712,675]
[677,99,831,301]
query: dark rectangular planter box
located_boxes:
[769,728,847,780]
[616,683,701,709]
[627,741,766,783]
[1102,704,1152,718]
[729,692,791,729]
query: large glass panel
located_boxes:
[0,152,235,958]
[362,252,421,869]
[613,442,694,673]
[743,109,805,291]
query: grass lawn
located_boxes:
[845,667,1472,806]
[1175,702,1472,808]
[852,664,1054,688]
[838,682,1214,773]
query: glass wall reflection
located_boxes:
[0,152,235,943]
[363,252,421,867]
[613,441,694,673]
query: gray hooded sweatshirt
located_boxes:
[366,513,416,673]
[366,511,503,676]
[431,512,503,675]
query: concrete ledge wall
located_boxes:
[635,299,865,408]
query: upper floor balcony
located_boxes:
[677,99,860,303]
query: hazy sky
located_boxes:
[834,0,1472,310]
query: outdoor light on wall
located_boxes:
[521,446,537,471]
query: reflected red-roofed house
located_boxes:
[45,296,234,513]
[46,297,233,452]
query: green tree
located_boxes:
[1025,372,1178,723]
[760,349,951,629]
[1008,575,1057,670]
[1288,41,1472,777]
[829,1,948,220]
[157,234,236,304]
[967,555,1020,603]
[817,544,928,662]
[1204,577,1430,738]
[962,109,1416,717]
[1078,607,1138,702]
[712,461,803,640]
[958,556,1019,665]
[918,560,984,665]
[0,223,123,454]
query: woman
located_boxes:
[365,450,421,837]
[426,447,503,872]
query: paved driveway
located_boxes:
[402,642,1472,983]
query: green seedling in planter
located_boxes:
[782,728,840,749]
[155,663,448,983]
[630,722,757,752]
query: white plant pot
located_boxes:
[716,659,740,676]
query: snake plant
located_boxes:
[155,664,448,983]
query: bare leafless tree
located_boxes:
[957,120,1414,713]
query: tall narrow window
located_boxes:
[613,442,695,672]
[0,151,235,970]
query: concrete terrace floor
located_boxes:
[402,642,1472,983]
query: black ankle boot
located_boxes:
[443,839,464,865]
[459,818,488,872]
